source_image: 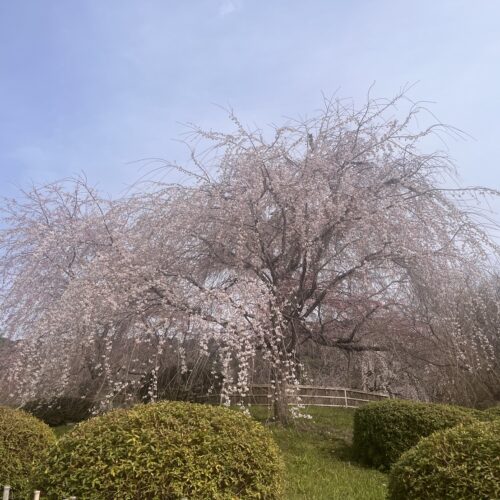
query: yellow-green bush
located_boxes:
[388,419,500,499]
[352,399,477,469]
[0,406,56,498]
[42,401,285,499]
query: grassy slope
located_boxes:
[252,406,387,500]
[55,406,386,499]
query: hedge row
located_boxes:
[352,399,478,469]
[23,396,94,426]
[1,401,284,499]
[388,419,500,499]
[352,399,500,498]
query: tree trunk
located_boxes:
[272,369,290,425]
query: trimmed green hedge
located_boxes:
[352,399,477,469]
[42,401,285,499]
[388,419,500,499]
[23,396,94,426]
[0,406,56,499]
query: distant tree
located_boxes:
[1,90,498,422]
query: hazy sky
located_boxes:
[1,0,499,221]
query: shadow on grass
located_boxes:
[330,437,355,461]
[329,435,388,476]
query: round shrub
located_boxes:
[388,419,500,499]
[352,399,477,469]
[23,396,94,426]
[42,401,285,499]
[0,406,56,499]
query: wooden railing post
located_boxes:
[344,388,348,407]
[34,491,41,500]
[2,486,10,500]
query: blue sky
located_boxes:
[1,0,499,223]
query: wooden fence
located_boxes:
[200,384,390,408]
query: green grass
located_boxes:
[55,406,387,499]
[251,406,387,499]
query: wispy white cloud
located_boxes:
[218,0,241,17]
